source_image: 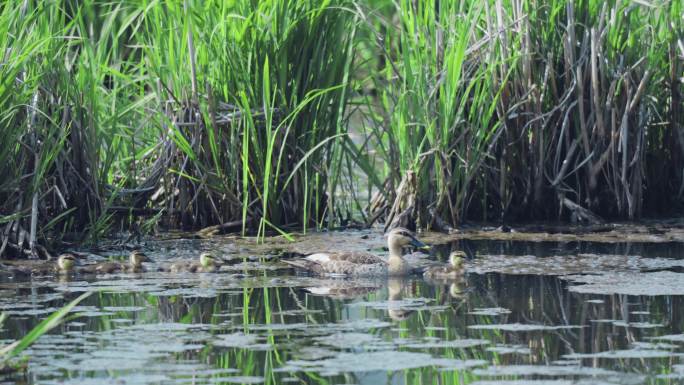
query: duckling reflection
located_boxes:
[387,278,415,321]
[448,280,466,299]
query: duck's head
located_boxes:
[129,250,152,267]
[199,252,219,268]
[449,251,466,268]
[386,227,429,250]
[57,253,77,271]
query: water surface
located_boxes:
[1,229,683,384]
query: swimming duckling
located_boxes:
[283,227,430,277]
[56,253,78,273]
[423,251,466,280]
[168,252,221,273]
[80,250,151,274]
[3,253,78,277]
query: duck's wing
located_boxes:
[283,252,387,276]
[327,252,386,265]
[281,257,325,274]
[317,252,387,276]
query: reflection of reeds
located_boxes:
[1,275,680,381]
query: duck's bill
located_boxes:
[410,238,431,251]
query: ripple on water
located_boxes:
[3,230,684,385]
[469,323,583,331]
[564,349,684,359]
[280,351,486,376]
[564,271,684,296]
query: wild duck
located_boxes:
[3,253,78,276]
[423,250,465,280]
[80,250,151,274]
[283,227,429,277]
[168,252,221,273]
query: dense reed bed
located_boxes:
[362,0,683,227]
[0,0,356,257]
[0,0,682,257]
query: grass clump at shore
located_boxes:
[0,0,356,257]
[359,0,683,228]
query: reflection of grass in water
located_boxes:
[0,292,92,360]
[4,272,683,383]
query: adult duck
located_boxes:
[283,227,429,277]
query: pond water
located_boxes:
[1,229,684,385]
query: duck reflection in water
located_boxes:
[303,278,382,300]
[387,278,415,321]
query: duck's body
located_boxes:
[283,228,429,277]
[423,251,465,280]
[286,252,389,276]
[81,251,151,274]
[167,253,220,273]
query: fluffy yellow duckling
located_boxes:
[3,253,78,276]
[168,252,221,273]
[423,250,465,280]
[80,250,151,274]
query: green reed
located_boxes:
[358,0,682,226]
[0,0,357,256]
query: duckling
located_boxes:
[3,253,78,277]
[56,253,78,273]
[168,252,221,273]
[283,227,430,277]
[80,250,151,274]
[423,251,466,280]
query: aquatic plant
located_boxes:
[0,0,357,257]
[0,291,91,370]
